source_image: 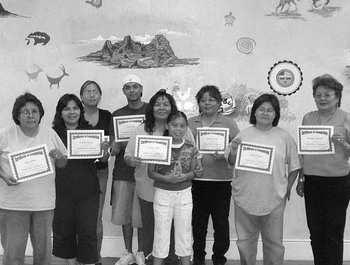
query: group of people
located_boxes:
[0,73,349,265]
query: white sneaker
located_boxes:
[115,251,136,265]
[135,251,146,265]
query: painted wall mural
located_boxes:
[0,0,350,245]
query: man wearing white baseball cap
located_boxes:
[109,74,147,265]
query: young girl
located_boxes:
[148,111,200,265]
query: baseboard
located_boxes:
[3,236,350,260]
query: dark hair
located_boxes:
[52,94,90,136]
[144,89,178,134]
[12,92,44,125]
[312,74,343,107]
[163,111,188,136]
[249,93,280,127]
[195,85,222,105]
[80,80,102,96]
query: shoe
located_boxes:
[192,259,205,265]
[115,251,136,265]
[135,251,146,265]
[95,263,102,265]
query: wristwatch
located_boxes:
[298,177,305,183]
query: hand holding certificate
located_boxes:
[235,142,275,174]
[113,115,145,142]
[67,130,105,159]
[8,144,53,182]
[297,126,335,154]
[196,127,229,154]
[135,135,172,165]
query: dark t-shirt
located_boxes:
[93,108,111,170]
[109,103,148,181]
[54,125,100,202]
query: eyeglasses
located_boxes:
[314,93,336,100]
[200,98,217,104]
[256,108,275,115]
[20,109,40,117]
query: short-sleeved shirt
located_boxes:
[302,109,350,177]
[188,113,240,181]
[109,103,148,181]
[93,108,111,170]
[125,124,195,202]
[54,126,100,202]
[228,126,301,215]
[154,140,199,191]
[0,124,67,211]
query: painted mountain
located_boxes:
[78,34,199,68]
[0,3,19,17]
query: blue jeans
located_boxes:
[234,199,286,265]
[96,168,108,261]
[192,180,232,264]
[304,174,350,265]
[0,209,54,265]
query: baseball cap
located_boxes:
[123,74,142,87]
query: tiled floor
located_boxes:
[21,257,350,265]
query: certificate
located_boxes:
[113,115,145,142]
[67,130,104,159]
[235,142,275,174]
[196,127,229,154]
[8,144,53,182]
[297,126,334,154]
[135,135,172,165]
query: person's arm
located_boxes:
[331,113,350,156]
[296,168,305,197]
[148,163,181,183]
[98,139,110,162]
[0,171,18,186]
[226,138,241,165]
[49,148,67,169]
[286,169,299,200]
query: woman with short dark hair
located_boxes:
[297,74,350,265]
[0,92,67,265]
[52,94,109,265]
[226,93,300,265]
[188,85,240,265]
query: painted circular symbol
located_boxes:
[268,61,303,96]
[236,37,256,54]
[276,69,295,88]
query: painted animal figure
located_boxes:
[313,0,330,8]
[275,0,299,13]
[25,32,50,45]
[25,64,43,81]
[46,65,69,88]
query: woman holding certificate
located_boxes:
[80,80,111,264]
[187,85,240,265]
[124,89,195,263]
[226,93,300,265]
[296,74,350,265]
[0,92,67,265]
[52,94,109,265]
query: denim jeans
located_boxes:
[192,180,232,264]
[96,168,108,261]
[234,199,286,265]
[0,209,54,265]
[304,174,350,265]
